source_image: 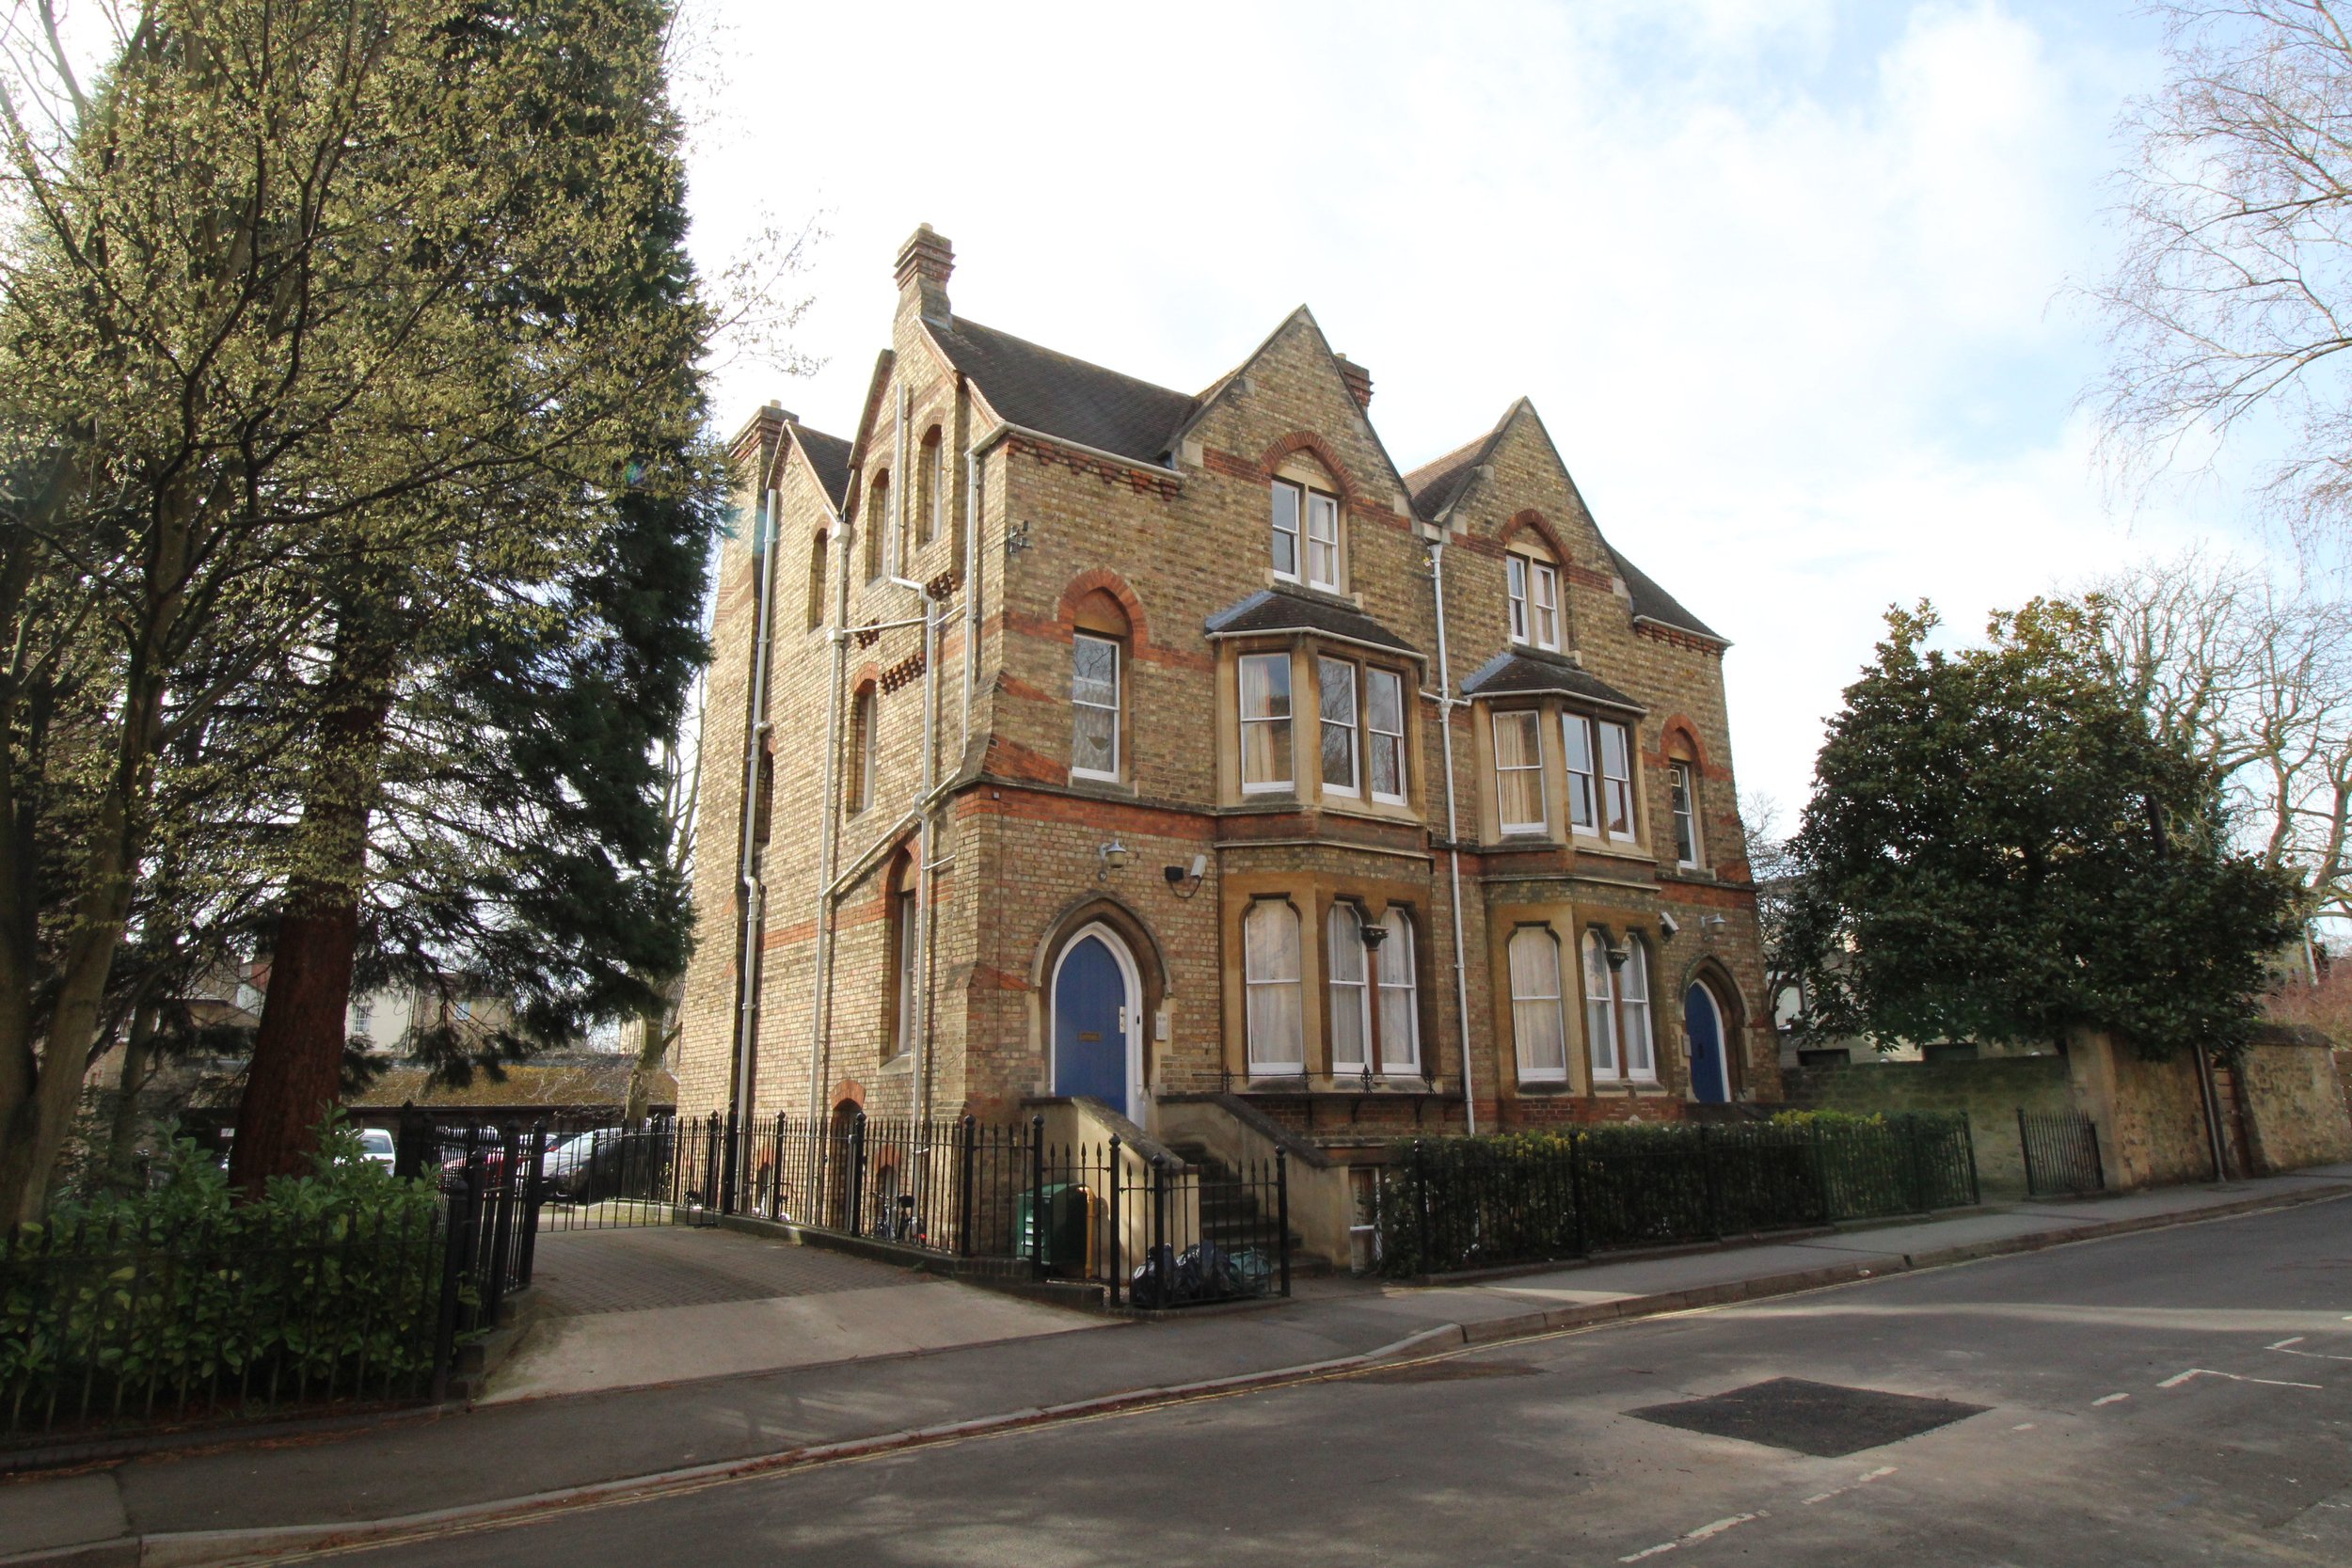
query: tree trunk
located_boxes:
[621,992,672,1130]
[229,605,401,1199]
[106,993,163,1181]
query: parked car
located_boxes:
[355,1127,398,1172]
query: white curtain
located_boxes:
[1327,907,1367,1070]
[1583,931,1619,1078]
[1245,901,1303,1070]
[1508,927,1565,1079]
[1240,653,1293,788]
[1376,910,1419,1072]
[1621,938,1655,1080]
[1494,710,1545,831]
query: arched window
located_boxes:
[1508,927,1566,1083]
[805,530,828,631]
[1327,906,1369,1072]
[1069,589,1129,783]
[885,855,917,1060]
[849,685,876,813]
[1375,910,1420,1073]
[1270,478,1342,592]
[1669,758,1701,866]
[1582,931,1619,1080]
[1244,901,1303,1073]
[1621,936,1655,1081]
[864,470,890,580]
[919,430,946,547]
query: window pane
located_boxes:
[1270,483,1300,578]
[1368,669,1405,800]
[1495,710,1545,831]
[1307,493,1341,588]
[1508,928,1565,1076]
[1073,636,1118,705]
[1320,657,1358,792]
[1241,654,1293,788]
[1533,564,1559,649]
[1583,933,1618,1077]
[1564,715,1596,831]
[1327,908,1367,1069]
[1377,911,1419,1071]
[1622,940,1654,1079]
[1245,902,1303,1069]
[1072,635,1120,778]
[1599,721,1633,835]
[1507,556,1528,642]
[1073,704,1117,776]
[1672,763,1698,863]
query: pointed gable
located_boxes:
[787,423,853,512]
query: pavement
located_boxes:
[2,1164,2346,1566]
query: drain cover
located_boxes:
[1629,1377,1986,1456]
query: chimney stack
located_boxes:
[895,224,954,326]
[1335,353,1373,410]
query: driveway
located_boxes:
[488,1227,1104,1402]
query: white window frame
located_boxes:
[1244,900,1305,1073]
[1305,489,1342,592]
[1508,927,1567,1083]
[1375,909,1421,1073]
[1071,633,1121,782]
[1493,709,1547,835]
[1270,481,1302,582]
[1622,936,1656,1082]
[1531,562,1560,651]
[1583,930,1620,1080]
[1239,652,1295,794]
[1598,720,1636,841]
[1506,555,1530,643]
[1671,761,1700,866]
[1327,906,1370,1073]
[1564,714,1598,836]
[1319,657,1359,798]
[1367,667,1407,805]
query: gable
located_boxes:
[1173,308,1415,515]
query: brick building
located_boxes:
[675,225,1774,1182]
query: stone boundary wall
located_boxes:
[2240,1038,2352,1173]
[1782,1055,2070,1198]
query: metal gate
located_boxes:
[2017,1109,2104,1196]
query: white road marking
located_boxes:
[2156,1368,2323,1390]
[2266,1336,2352,1362]
[2011,1421,2037,1431]
[1618,1511,1771,1560]
[1802,1465,1898,1505]
[2091,1393,2130,1406]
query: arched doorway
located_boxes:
[1685,981,1730,1104]
[1051,923,1140,1118]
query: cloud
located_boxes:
[684,0,2269,809]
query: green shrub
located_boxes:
[0,1119,445,1428]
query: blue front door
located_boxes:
[1054,934,1129,1117]
[1686,983,1728,1103]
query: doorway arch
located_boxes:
[1685,980,1731,1104]
[1050,922,1143,1118]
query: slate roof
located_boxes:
[791,424,853,510]
[1605,542,1724,643]
[1403,424,1505,521]
[929,316,1197,465]
[1203,585,1422,660]
[1460,647,1645,712]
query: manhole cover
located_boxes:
[1629,1377,1986,1456]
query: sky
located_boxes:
[678,0,2267,821]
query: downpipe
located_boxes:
[1425,538,1479,1135]
[730,484,783,1196]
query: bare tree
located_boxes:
[2082,551,2352,927]
[2091,2,2352,546]
[1740,791,1801,1029]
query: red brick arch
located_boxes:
[1499,509,1571,565]
[1057,569,1149,646]
[1659,714,1725,780]
[1255,431,1364,507]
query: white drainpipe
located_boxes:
[1426,537,1479,1135]
[732,483,783,1132]
[804,499,849,1126]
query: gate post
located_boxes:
[1028,1114,1046,1280]
[1275,1145,1291,1298]
[1150,1153,1168,1304]
[1569,1130,1589,1259]
[958,1115,977,1257]
[1106,1134,1122,1306]
[483,1129,519,1327]
[848,1113,869,1236]
[1962,1111,1980,1206]
[2017,1107,2037,1196]
[395,1101,429,1181]
[517,1119,548,1285]
[720,1107,739,1215]
[430,1158,483,1402]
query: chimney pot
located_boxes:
[895,224,954,325]
[1336,353,1373,410]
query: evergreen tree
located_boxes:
[1781,601,2301,1060]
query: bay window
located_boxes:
[1375,910,1420,1072]
[1494,710,1546,833]
[1597,720,1635,838]
[1240,653,1294,792]
[1509,927,1567,1082]
[1368,669,1406,804]
[1621,936,1656,1081]
[1245,901,1304,1072]
[1564,715,1597,833]
[1327,907,1369,1071]
[1582,930,1619,1079]
[1319,657,1359,795]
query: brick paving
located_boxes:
[529,1227,924,1316]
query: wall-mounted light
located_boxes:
[1098,840,1130,879]
[1163,852,1207,899]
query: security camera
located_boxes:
[1659,911,1680,940]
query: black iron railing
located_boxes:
[2018,1109,2104,1197]
[1377,1114,1979,1277]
